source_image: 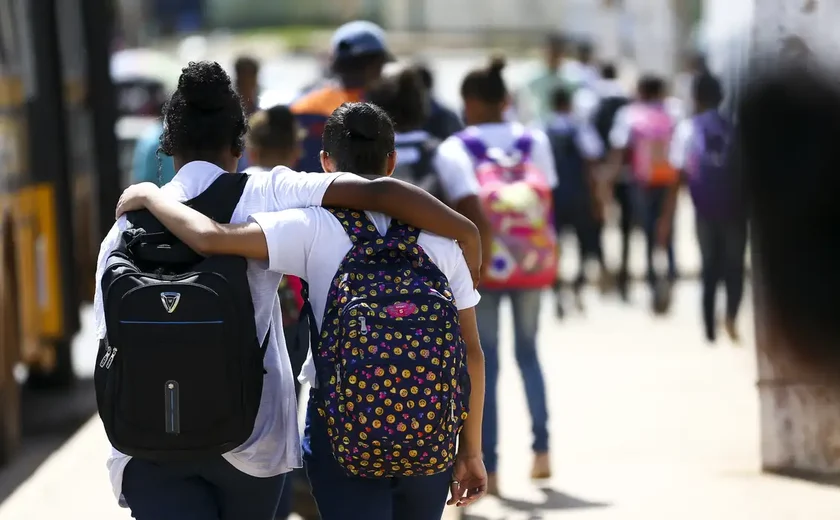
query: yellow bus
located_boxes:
[0,0,120,462]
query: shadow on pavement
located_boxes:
[464,487,610,519]
[0,378,97,503]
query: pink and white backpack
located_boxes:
[457,128,557,289]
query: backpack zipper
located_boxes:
[450,399,456,422]
[99,345,112,368]
[335,364,341,385]
[359,316,367,335]
[105,348,118,369]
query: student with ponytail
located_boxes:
[435,56,559,495]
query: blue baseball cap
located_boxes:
[330,21,394,62]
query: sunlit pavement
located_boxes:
[459,286,840,520]
[0,190,771,519]
[3,282,839,519]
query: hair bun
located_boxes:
[488,55,506,75]
[343,104,379,141]
[397,68,421,92]
[177,61,232,112]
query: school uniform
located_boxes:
[544,113,606,291]
[93,161,348,519]
[609,100,684,286]
[435,122,558,475]
[669,113,747,338]
[248,207,480,520]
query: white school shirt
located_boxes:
[434,122,559,190]
[668,119,695,171]
[93,160,347,505]
[247,208,481,389]
[544,113,605,160]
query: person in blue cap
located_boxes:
[290,20,394,172]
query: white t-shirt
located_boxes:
[248,209,481,388]
[93,161,345,505]
[434,122,559,191]
[544,113,605,160]
[668,119,695,170]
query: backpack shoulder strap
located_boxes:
[325,208,380,245]
[385,219,421,245]
[456,129,488,161]
[513,129,535,159]
[188,173,249,224]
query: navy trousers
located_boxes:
[303,395,453,520]
[122,456,286,520]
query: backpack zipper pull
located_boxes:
[450,399,456,421]
[335,364,341,385]
[359,316,367,335]
[99,346,112,368]
[105,348,118,369]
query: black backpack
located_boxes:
[593,95,630,155]
[392,134,445,200]
[95,173,268,462]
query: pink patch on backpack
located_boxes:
[386,302,417,318]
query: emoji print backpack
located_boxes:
[311,208,470,478]
[457,128,558,290]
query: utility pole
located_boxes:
[751,0,840,477]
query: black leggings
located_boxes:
[696,217,748,339]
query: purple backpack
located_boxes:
[686,111,738,220]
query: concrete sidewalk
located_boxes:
[458,284,840,519]
[2,284,834,519]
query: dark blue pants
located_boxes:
[638,185,677,286]
[303,395,453,520]
[122,456,286,520]
[696,216,748,340]
[554,198,603,292]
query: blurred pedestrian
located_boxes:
[591,63,633,300]
[414,63,464,141]
[367,67,493,262]
[562,39,600,91]
[130,84,175,185]
[516,32,571,125]
[546,86,607,316]
[447,56,557,495]
[606,75,680,312]
[234,55,260,117]
[290,20,393,172]
[670,73,745,343]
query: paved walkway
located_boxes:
[2,284,836,519]
[458,284,840,519]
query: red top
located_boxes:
[286,275,304,310]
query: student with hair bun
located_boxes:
[114,101,489,519]
[436,55,559,495]
[97,61,482,520]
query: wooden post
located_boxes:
[751,0,840,477]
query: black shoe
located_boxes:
[555,300,566,319]
[616,271,630,302]
[705,327,717,344]
[572,286,585,312]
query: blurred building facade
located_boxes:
[116,0,732,77]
